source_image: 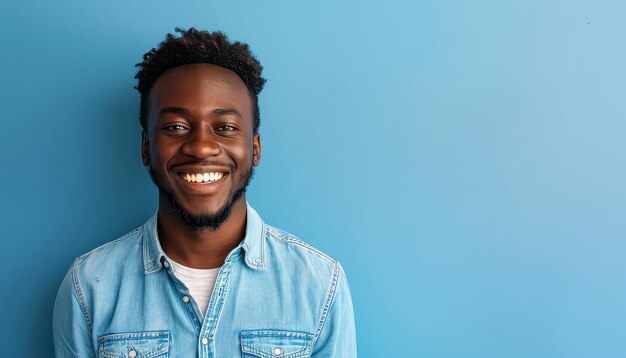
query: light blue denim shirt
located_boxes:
[53,203,356,357]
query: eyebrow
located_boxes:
[213,108,243,118]
[158,107,243,119]
[159,107,189,116]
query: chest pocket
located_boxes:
[240,330,313,358]
[98,331,170,358]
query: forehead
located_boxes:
[147,63,253,121]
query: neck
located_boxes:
[156,196,248,269]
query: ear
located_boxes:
[252,133,261,167]
[141,131,150,166]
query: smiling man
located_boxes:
[53,28,356,357]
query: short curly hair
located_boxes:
[135,28,266,133]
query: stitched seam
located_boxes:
[286,240,333,263]
[101,227,142,249]
[242,346,309,358]
[261,224,266,268]
[312,260,340,346]
[202,260,235,357]
[84,227,142,263]
[241,330,313,339]
[71,255,92,331]
[142,225,152,273]
[99,331,169,341]
[240,329,313,357]
[99,331,169,357]
[141,224,164,275]
[266,228,334,264]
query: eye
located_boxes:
[160,123,189,135]
[216,124,238,132]
[164,124,186,131]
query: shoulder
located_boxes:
[262,224,353,343]
[263,224,347,286]
[265,225,336,265]
[74,225,144,271]
[70,225,146,293]
[55,224,147,330]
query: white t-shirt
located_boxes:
[170,259,221,317]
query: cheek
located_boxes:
[225,140,254,164]
[238,144,255,164]
[151,138,176,166]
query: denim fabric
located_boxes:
[53,203,356,357]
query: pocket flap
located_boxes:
[98,331,170,358]
[241,330,313,358]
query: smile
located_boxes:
[179,172,225,183]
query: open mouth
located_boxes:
[178,172,226,183]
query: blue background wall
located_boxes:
[1,1,625,356]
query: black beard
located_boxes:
[149,165,254,231]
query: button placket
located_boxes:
[199,261,233,356]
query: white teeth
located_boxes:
[182,172,225,183]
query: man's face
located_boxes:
[142,63,261,230]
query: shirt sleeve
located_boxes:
[53,260,96,358]
[311,261,357,357]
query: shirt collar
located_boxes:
[240,203,267,270]
[143,202,267,275]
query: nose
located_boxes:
[180,129,222,159]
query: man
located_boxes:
[53,28,356,357]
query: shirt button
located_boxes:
[254,258,262,264]
[128,349,137,358]
[273,347,282,356]
[163,261,170,268]
[201,337,209,345]
[182,296,190,303]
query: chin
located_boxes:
[171,190,246,231]
[150,164,254,230]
